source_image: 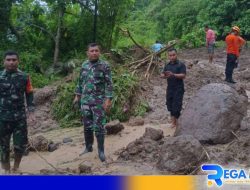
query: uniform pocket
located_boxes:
[93,72,104,84]
[0,80,11,96]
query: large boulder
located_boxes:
[157,135,204,173]
[118,128,163,163]
[105,120,124,135]
[175,83,248,144]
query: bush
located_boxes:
[109,66,139,121]
[179,28,204,48]
[52,65,139,127]
[29,72,50,88]
[134,100,149,117]
[52,81,82,128]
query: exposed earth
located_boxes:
[0,46,249,178]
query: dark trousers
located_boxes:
[0,119,28,164]
[81,104,106,136]
[225,54,237,80]
[166,88,184,119]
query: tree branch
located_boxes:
[119,28,150,54]
[27,23,55,41]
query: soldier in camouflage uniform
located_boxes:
[0,51,35,173]
[74,43,113,162]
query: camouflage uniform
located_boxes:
[75,59,113,161]
[0,69,34,170]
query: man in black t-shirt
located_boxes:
[161,48,186,128]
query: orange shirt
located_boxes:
[225,34,246,57]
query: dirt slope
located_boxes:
[0,46,249,175]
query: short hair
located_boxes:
[4,50,19,59]
[205,25,209,29]
[87,43,100,50]
[168,48,177,53]
[155,40,160,43]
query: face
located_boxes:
[87,46,100,62]
[233,30,239,36]
[4,55,19,71]
[168,50,177,62]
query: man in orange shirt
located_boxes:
[225,26,246,83]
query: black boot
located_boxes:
[1,153,10,173]
[80,131,94,156]
[225,73,230,82]
[13,153,23,172]
[228,78,236,83]
[96,134,105,162]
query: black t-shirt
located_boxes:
[163,60,186,90]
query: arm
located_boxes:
[74,67,83,103]
[103,63,113,112]
[25,75,35,112]
[238,36,246,48]
[173,73,186,79]
[164,63,186,79]
[160,63,168,78]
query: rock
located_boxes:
[63,138,73,143]
[240,117,250,131]
[118,127,162,163]
[48,142,60,152]
[105,120,124,135]
[34,86,57,105]
[118,138,159,162]
[128,116,145,126]
[29,135,49,151]
[157,135,204,173]
[78,162,92,174]
[175,83,248,144]
[143,127,163,141]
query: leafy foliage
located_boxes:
[109,66,138,121]
[51,65,139,127]
[52,80,82,128]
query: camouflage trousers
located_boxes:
[0,119,28,164]
[81,104,106,135]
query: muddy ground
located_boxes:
[0,46,249,176]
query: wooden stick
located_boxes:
[145,56,154,80]
[231,131,240,141]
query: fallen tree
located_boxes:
[128,42,176,80]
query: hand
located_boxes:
[164,71,174,78]
[73,95,80,110]
[103,99,112,113]
[160,73,166,78]
[73,95,80,104]
[27,112,35,126]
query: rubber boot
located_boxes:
[79,131,94,156]
[12,153,22,173]
[1,153,10,173]
[1,162,10,174]
[96,134,105,162]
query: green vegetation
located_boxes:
[109,66,139,121]
[52,81,81,128]
[117,0,250,49]
[52,65,139,127]
[1,0,249,127]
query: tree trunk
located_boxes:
[53,3,65,66]
[93,0,98,42]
